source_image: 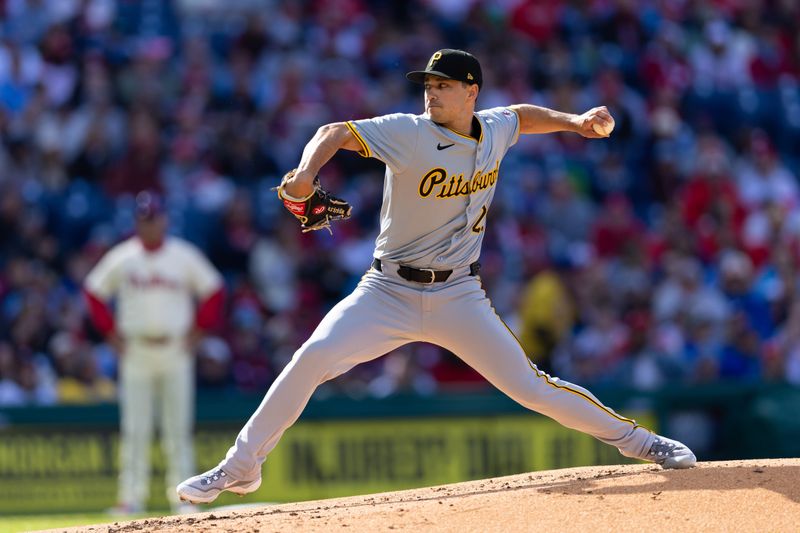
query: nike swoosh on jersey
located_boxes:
[437,143,455,150]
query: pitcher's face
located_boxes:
[424,75,477,124]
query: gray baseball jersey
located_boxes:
[213,107,659,485]
[346,108,518,268]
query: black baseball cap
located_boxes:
[406,49,483,89]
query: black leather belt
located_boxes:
[371,258,480,284]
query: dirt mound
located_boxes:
[54,459,800,533]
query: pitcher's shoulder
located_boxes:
[476,107,517,121]
[377,112,426,123]
[355,112,427,129]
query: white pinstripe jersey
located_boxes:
[85,237,223,338]
[348,107,519,269]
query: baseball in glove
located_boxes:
[276,169,352,234]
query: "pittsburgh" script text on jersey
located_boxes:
[418,160,500,199]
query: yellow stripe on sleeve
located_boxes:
[508,107,521,144]
[345,121,371,158]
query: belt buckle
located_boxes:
[420,268,436,284]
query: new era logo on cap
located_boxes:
[407,49,483,89]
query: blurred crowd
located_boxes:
[2,0,800,406]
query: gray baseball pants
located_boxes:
[220,263,655,480]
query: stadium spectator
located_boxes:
[517,264,575,369]
[0,0,797,410]
[735,131,799,211]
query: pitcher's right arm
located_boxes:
[282,123,363,198]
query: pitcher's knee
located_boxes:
[502,380,553,411]
[290,341,342,380]
[514,392,550,412]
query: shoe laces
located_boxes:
[648,438,682,460]
[200,469,227,486]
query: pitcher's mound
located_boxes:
[60,459,800,532]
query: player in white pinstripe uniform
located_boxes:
[85,191,225,513]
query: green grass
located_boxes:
[0,512,165,533]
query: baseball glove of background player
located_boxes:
[276,169,352,233]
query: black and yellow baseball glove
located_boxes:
[276,169,352,234]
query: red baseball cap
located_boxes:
[135,190,165,220]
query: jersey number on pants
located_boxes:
[472,205,488,234]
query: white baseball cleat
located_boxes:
[646,435,697,469]
[176,467,261,504]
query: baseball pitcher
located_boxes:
[84,191,225,514]
[177,49,695,505]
